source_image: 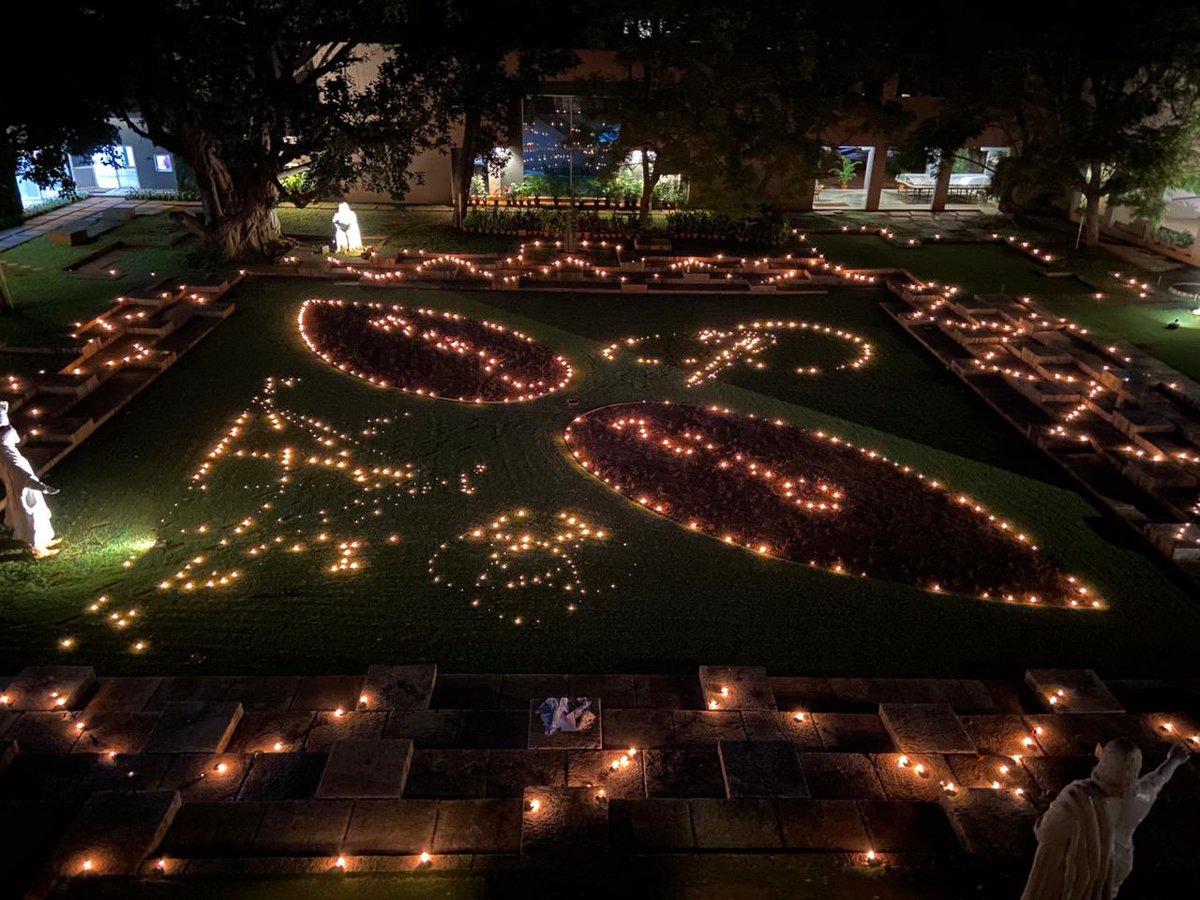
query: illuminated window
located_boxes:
[154,154,173,173]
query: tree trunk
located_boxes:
[1083,194,1102,246]
[0,264,13,315]
[453,107,481,230]
[638,146,661,227]
[0,145,23,228]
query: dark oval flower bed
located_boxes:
[299,299,573,402]
[564,402,1099,608]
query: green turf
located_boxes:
[276,204,520,254]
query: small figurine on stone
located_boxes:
[0,401,60,558]
[1021,736,1191,899]
[332,201,363,253]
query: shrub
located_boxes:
[1153,224,1195,248]
[14,192,87,225]
[125,188,202,201]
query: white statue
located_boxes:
[1022,737,1191,899]
[332,201,363,253]
[0,401,59,558]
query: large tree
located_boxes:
[86,0,455,260]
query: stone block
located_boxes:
[74,753,172,795]
[946,754,1037,794]
[1025,669,1123,714]
[404,749,489,798]
[643,749,725,798]
[776,799,869,850]
[718,740,807,799]
[633,674,702,709]
[290,675,364,712]
[568,674,636,707]
[870,753,957,802]
[1020,756,1094,799]
[221,676,300,712]
[72,713,161,756]
[520,787,608,858]
[84,678,162,713]
[361,665,437,711]
[740,711,822,749]
[689,798,781,849]
[303,711,386,751]
[7,666,95,711]
[143,702,242,754]
[49,790,180,876]
[857,800,958,851]
[316,739,413,798]
[487,749,566,798]
[252,800,353,854]
[342,799,438,854]
[811,713,894,752]
[500,674,569,709]
[430,674,502,709]
[602,708,674,750]
[566,749,645,799]
[609,798,694,850]
[1023,713,1160,757]
[699,666,776,710]
[224,711,313,754]
[163,801,266,857]
[827,677,906,709]
[795,753,885,800]
[767,676,833,712]
[433,798,521,853]
[237,752,327,801]
[456,709,526,749]
[383,709,461,748]
[528,698,601,750]
[880,704,976,754]
[146,677,236,710]
[48,227,90,247]
[672,710,746,747]
[895,678,974,707]
[7,711,83,753]
[159,753,249,802]
[939,787,1038,859]
[959,715,1046,758]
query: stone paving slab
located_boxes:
[521,787,608,858]
[633,674,702,709]
[0,754,98,802]
[143,702,243,754]
[146,677,237,710]
[162,801,267,857]
[1023,713,1165,756]
[252,800,353,855]
[688,798,780,849]
[7,711,83,753]
[795,753,885,800]
[568,674,636,707]
[290,675,364,712]
[718,741,808,799]
[160,753,249,802]
[361,665,437,711]
[672,710,747,747]
[528,699,601,749]
[457,709,526,749]
[879,703,976,754]
[699,666,777,711]
[303,711,386,751]
[48,789,180,876]
[84,678,162,714]
[1025,669,1124,713]
[740,710,823,749]
[857,800,958,852]
[775,799,869,850]
[643,749,725,798]
[342,799,438,854]
[236,752,327,802]
[810,713,894,752]
[383,710,461,748]
[939,788,1038,859]
[499,674,569,709]
[72,712,161,755]
[404,750,489,798]
[7,666,95,711]
[434,798,521,853]
[767,676,834,711]
[1019,756,1095,799]
[316,739,414,799]
[225,711,314,754]
[945,754,1037,794]
[827,677,907,710]
[959,714,1047,758]
[74,753,173,796]
[566,750,645,800]
[870,753,957,802]
[430,674,503,709]
[487,749,566,798]
[894,679,976,708]
[602,709,674,750]
[221,676,300,712]
[609,798,695,850]
[0,711,16,740]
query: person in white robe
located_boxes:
[0,401,59,557]
[332,202,363,253]
[1021,737,1190,899]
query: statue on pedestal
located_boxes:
[332,201,363,253]
[1022,737,1191,898]
[0,401,59,558]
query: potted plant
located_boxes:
[831,154,861,190]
